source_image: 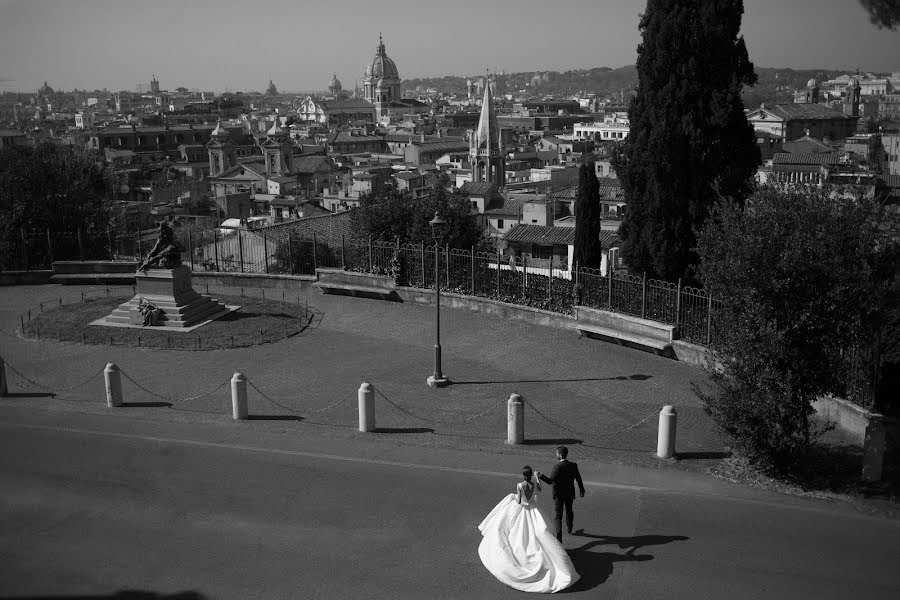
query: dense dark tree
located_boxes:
[859,0,900,29]
[350,184,484,249]
[573,162,603,270]
[613,0,760,282]
[696,185,900,472]
[0,142,116,268]
[0,142,113,234]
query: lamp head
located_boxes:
[429,211,447,241]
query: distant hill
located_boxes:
[404,66,879,109]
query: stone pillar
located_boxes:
[507,393,524,445]
[358,382,375,432]
[862,417,886,482]
[104,362,123,407]
[231,372,248,420]
[657,405,677,459]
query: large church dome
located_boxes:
[364,35,399,81]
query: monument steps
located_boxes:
[98,264,234,329]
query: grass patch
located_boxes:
[23,293,311,350]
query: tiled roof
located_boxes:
[327,131,385,144]
[484,196,528,217]
[547,185,577,200]
[410,138,468,153]
[773,152,841,165]
[782,136,836,154]
[294,155,337,174]
[394,171,421,180]
[771,103,852,121]
[502,225,621,249]
[460,181,497,196]
[598,231,621,249]
[323,99,375,110]
[503,225,575,245]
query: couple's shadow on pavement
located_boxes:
[561,532,689,593]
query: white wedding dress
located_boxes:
[477,481,580,593]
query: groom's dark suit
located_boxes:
[538,459,585,542]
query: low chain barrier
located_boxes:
[521,396,660,444]
[245,378,355,417]
[3,360,106,395]
[119,369,230,405]
[373,386,507,426]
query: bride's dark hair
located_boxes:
[522,466,533,480]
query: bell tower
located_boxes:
[469,77,505,189]
[261,117,293,176]
[206,119,236,177]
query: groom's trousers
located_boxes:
[553,497,574,541]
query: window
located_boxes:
[497,219,504,229]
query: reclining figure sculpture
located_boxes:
[137,221,183,272]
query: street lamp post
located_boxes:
[427,211,450,388]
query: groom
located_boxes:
[537,446,585,543]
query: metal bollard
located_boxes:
[0,355,8,397]
[507,393,524,445]
[231,372,248,420]
[104,362,123,407]
[358,381,375,432]
[657,405,677,459]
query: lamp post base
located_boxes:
[427,375,450,388]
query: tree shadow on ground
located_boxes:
[524,438,582,446]
[3,392,56,398]
[4,590,208,599]
[562,533,689,593]
[373,427,435,434]
[675,451,732,460]
[247,414,303,421]
[451,374,652,385]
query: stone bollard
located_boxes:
[507,393,524,445]
[657,405,677,459]
[861,417,886,482]
[231,372,248,420]
[104,362,123,407]
[358,381,375,432]
[0,355,7,397]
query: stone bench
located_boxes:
[50,261,139,285]
[574,305,677,357]
[313,268,399,301]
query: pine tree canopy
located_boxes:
[614,0,761,283]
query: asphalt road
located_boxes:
[1,407,899,600]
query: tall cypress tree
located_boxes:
[574,161,603,270]
[613,0,760,282]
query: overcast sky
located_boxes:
[0,0,896,94]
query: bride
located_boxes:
[477,466,580,593]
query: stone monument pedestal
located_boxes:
[104,265,230,328]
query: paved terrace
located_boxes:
[0,282,724,468]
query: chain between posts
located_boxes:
[4,361,106,393]
[372,386,505,425]
[119,369,230,404]
[245,378,355,416]
[521,396,659,442]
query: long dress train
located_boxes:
[477,482,579,593]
